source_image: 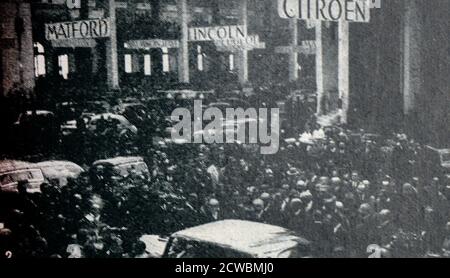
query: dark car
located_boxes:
[11,110,61,156]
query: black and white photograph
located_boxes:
[0,0,449,261]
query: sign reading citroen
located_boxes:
[278,0,381,22]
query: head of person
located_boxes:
[351,171,359,182]
[356,184,367,195]
[253,199,265,212]
[133,240,147,256]
[358,203,374,218]
[17,180,29,195]
[260,193,271,203]
[290,198,302,211]
[378,209,392,224]
[208,198,220,212]
[402,183,417,196]
[296,180,307,191]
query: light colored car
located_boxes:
[0,160,45,193]
[36,161,85,187]
[141,220,312,258]
[91,156,149,180]
[87,113,138,134]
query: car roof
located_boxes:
[24,110,54,116]
[92,156,145,167]
[171,220,309,258]
[36,160,84,170]
[89,113,129,122]
[0,160,40,174]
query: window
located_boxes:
[197,45,204,71]
[58,54,69,79]
[162,47,170,72]
[229,54,235,71]
[144,54,152,76]
[34,42,46,77]
[124,54,132,73]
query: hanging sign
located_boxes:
[124,40,180,49]
[278,0,381,22]
[45,18,110,41]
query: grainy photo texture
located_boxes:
[0,0,448,259]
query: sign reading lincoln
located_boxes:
[45,18,111,41]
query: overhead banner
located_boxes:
[278,0,381,22]
[45,18,110,41]
[124,40,180,49]
[215,35,266,52]
[51,39,97,48]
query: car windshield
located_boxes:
[0,169,44,186]
[166,238,249,258]
[277,244,312,258]
[111,162,149,177]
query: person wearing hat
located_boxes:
[286,198,304,232]
[296,180,308,192]
[201,198,224,223]
[397,183,422,233]
[247,199,267,223]
[265,192,284,226]
[354,203,378,257]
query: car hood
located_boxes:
[139,235,169,258]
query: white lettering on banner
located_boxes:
[45,18,110,41]
[215,35,266,52]
[188,25,247,42]
[124,40,180,49]
[51,38,97,48]
[275,41,317,55]
[278,0,381,22]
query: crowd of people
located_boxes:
[1,120,450,258]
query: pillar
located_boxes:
[402,0,422,115]
[289,19,299,81]
[177,0,190,83]
[338,21,349,123]
[106,0,119,89]
[237,0,248,85]
[315,21,339,115]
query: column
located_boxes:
[106,0,119,89]
[237,0,248,85]
[289,19,299,81]
[315,21,339,116]
[402,0,422,115]
[338,21,349,123]
[177,0,190,83]
[18,2,35,91]
[315,21,324,115]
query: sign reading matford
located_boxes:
[278,0,381,22]
[46,18,110,41]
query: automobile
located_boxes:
[423,146,450,178]
[113,102,148,128]
[216,97,252,109]
[159,89,214,100]
[83,100,111,116]
[141,220,312,258]
[90,156,149,182]
[13,110,61,141]
[86,113,138,135]
[0,160,45,193]
[35,161,85,187]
